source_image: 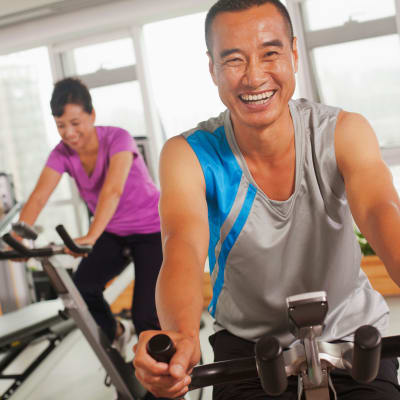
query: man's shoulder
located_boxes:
[181,110,227,139]
[291,98,341,118]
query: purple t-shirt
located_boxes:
[46,126,160,235]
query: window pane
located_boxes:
[312,35,400,147]
[90,81,146,136]
[144,12,225,139]
[0,47,81,238]
[0,47,63,199]
[73,38,136,75]
[303,0,395,31]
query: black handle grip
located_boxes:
[255,335,288,396]
[55,225,92,254]
[147,334,176,363]
[352,325,381,383]
[2,233,55,257]
[0,249,23,260]
[381,335,400,359]
[146,334,259,392]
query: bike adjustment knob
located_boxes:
[147,334,176,363]
[352,325,381,383]
[255,334,288,396]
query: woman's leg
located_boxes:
[127,232,168,400]
[73,232,127,342]
[127,232,162,336]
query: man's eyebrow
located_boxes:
[219,39,284,58]
[219,48,241,59]
[262,39,284,48]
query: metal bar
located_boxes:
[306,17,397,49]
[0,203,22,235]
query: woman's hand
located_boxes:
[133,330,201,399]
[64,235,96,257]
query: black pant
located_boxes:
[73,231,162,342]
[210,330,400,400]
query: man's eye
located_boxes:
[265,51,278,57]
[225,58,243,65]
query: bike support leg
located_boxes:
[41,258,146,400]
[297,367,337,400]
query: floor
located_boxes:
[1,293,400,400]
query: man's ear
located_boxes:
[207,51,218,86]
[292,37,299,73]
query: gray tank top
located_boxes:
[183,98,389,346]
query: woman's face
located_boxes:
[54,103,96,152]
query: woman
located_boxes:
[17,78,163,379]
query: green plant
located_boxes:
[354,228,375,256]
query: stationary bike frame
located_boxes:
[148,291,400,400]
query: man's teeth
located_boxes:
[240,91,274,102]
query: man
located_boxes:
[134,0,400,398]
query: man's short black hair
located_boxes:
[50,77,93,117]
[205,0,294,55]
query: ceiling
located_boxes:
[0,0,127,28]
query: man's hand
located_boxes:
[133,329,201,399]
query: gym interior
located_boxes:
[1,1,400,399]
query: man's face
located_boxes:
[208,3,298,131]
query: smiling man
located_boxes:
[133,0,400,399]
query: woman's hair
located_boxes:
[50,77,93,117]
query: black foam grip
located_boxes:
[0,249,22,259]
[352,325,381,383]
[2,234,53,257]
[55,225,92,254]
[2,233,33,256]
[255,335,288,396]
[147,334,176,363]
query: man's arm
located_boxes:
[335,111,400,284]
[134,135,209,399]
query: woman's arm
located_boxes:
[80,151,133,245]
[18,166,62,226]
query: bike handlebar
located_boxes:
[0,224,92,259]
[147,329,400,395]
[55,225,91,254]
[0,248,24,260]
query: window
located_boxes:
[0,47,79,241]
[312,35,400,147]
[72,38,136,75]
[60,36,147,137]
[288,0,400,194]
[91,81,146,136]
[303,0,395,31]
[144,12,225,139]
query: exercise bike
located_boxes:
[1,222,146,400]
[148,291,400,399]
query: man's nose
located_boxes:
[243,58,269,88]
